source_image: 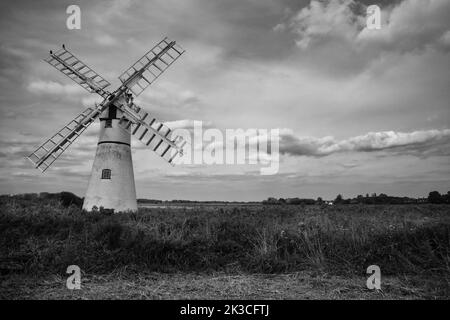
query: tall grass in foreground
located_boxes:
[0,198,449,277]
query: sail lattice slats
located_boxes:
[28,106,103,172]
[118,37,184,97]
[117,103,186,165]
[45,48,110,96]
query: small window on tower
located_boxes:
[101,169,111,180]
[105,119,112,128]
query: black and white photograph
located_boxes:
[0,0,449,306]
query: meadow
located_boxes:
[0,196,449,299]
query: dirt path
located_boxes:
[2,271,445,299]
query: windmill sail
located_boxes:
[118,37,184,97]
[30,39,186,176]
[117,103,187,165]
[28,105,103,172]
[45,47,111,97]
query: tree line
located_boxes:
[262,191,450,205]
[2,190,449,206]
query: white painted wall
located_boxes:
[83,118,137,212]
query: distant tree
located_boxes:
[60,192,83,208]
[263,197,280,205]
[22,193,38,200]
[286,198,301,205]
[316,197,323,205]
[137,199,163,204]
[335,194,344,204]
[37,192,82,208]
[428,191,443,204]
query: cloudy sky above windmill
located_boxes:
[0,0,449,200]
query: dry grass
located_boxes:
[2,271,447,300]
[0,198,449,299]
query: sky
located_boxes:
[0,0,449,201]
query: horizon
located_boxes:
[3,189,446,202]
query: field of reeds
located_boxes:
[0,196,449,299]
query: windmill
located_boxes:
[28,37,187,212]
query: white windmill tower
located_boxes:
[28,37,187,212]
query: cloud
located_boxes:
[439,30,450,47]
[140,82,202,111]
[82,95,104,107]
[0,128,98,174]
[279,128,450,157]
[279,0,450,54]
[164,119,213,130]
[94,0,135,26]
[357,0,450,53]
[0,137,44,158]
[281,0,364,50]
[27,80,85,95]
[94,34,119,46]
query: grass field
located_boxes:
[0,197,449,299]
